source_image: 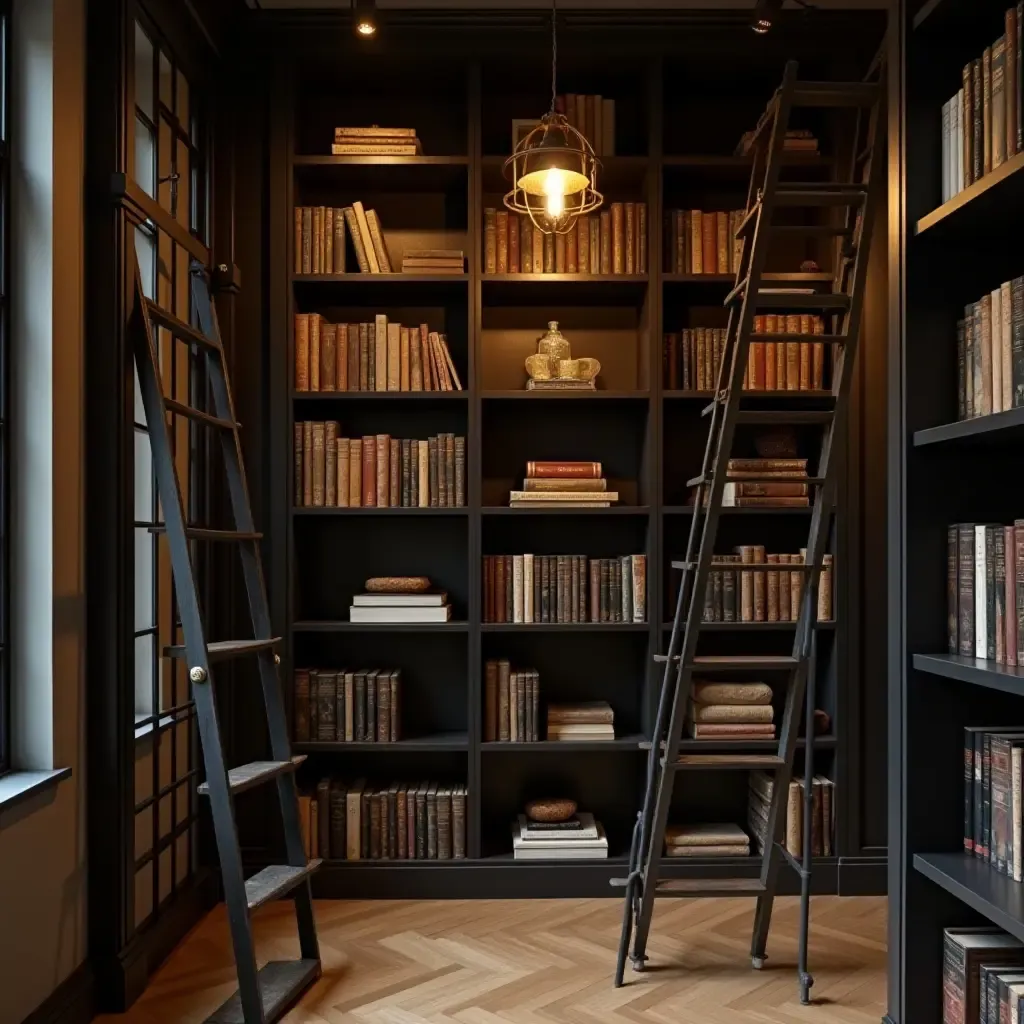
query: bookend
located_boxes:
[611,59,884,1003]
[129,252,321,1023]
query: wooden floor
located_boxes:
[96,896,886,1023]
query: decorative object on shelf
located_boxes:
[512,810,608,860]
[332,125,422,155]
[800,259,821,272]
[502,0,602,234]
[525,797,577,823]
[524,321,600,391]
[365,576,431,593]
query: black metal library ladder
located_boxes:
[612,59,883,1003]
[130,256,321,1023]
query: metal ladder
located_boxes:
[612,60,883,1002]
[130,256,321,1024]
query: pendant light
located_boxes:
[503,0,603,235]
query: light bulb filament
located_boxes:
[543,167,568,220]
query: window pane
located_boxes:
[159,51,172,108]
[134,528,154,631]
[134,22,154,121]
[135,225,155,301]
[134,116,155,197]
[134,633,154,715]
[134,428,153,522]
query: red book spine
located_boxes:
[525,461,602,479]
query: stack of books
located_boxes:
[402,249,465,275]
[736,128,818,157]
[748,771,834,858]
[349,589,452,624]
[509,461,617,508]
[664,823,751,858]
[511,812,609,861]
[332,126,423,155]
[546,701,615,742]
[687,680,775,740]
[724,457,809,508]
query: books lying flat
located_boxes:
[665,844,751,857]
[512,821,608,859]
[688,722,776,738]
[518,812,598,840]
[510,501,612,509]
[665,822,749,848]
[547,701,615,725]
[547,725,615,741]
[349,604,452,623]
[509,491,618,503]
[691,704,774,724]
[352,592,448,607]
[522,478,608,493]
[526,380,596,391]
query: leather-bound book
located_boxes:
[554,554,565,623]
[689,210,703,274]
[317,671,337,741]
[368,791,382,859]
[599,210,612,273]
[554,232,567,274]
[538,556,549,622]
[335,322,348,391]
[396,786,407,859]
[575,556,585,621]
[293,669,310,741]
[610,560,621,622]
[320,323,336,392]
[452,786,466,859]
[785,313,800,390]
[413,784,426,860]
[376,674,390,743]
[528,224,541,273]
[566,221,577,274]
[516,673,527,742]
[343,207,370,273]
[309,315,321,392]
[409,324,423,390]
[399,326,410,391]
[426,785,439,859]
[984,46,994,175]
[577,215,589,275]
[484,660,499,741]
[311,423,326,507]
[637,202,647,274]
[624,203,635,274]
[997,36,1009,169]
[351,202,379,273]
[294,206,304,274]
[418,324,433,391]
[1007,525,1018,666]
[346,438,360,507]
[504,555,514,622]
[294,423,303,505]
[353,671,367,742]
[497,659,511,740]
[444,434,456,508]
[312,206,322,273]
[484,208,497,273]
[324,208,335,274]
[325,422,338,506]
[365,670,379,742]
[333,207,346,273]
[390,437,400,507]
[798,314,811,390]
[716,211,729,274]
[354,323,366,390]
[427,436,438,505]
[509,215,520,274]
[386,322,400,392]
[360,435,376,507]
[973,58,984,182]
[295,313,310,391]
[455,437,465,507]
[818,553,834,622]
[372,314,386,393]
[437,787,452,860]
[701,212,716,278]
[495,555,506,624]
[365,209,391,272]
[496,211,509,273]
[570,555,580,623]
[766,553,780,622]
[534,557,543,622]
[417,441,428,508]
[963,63,974,186]
[520,215,533,272]
[589,217,601,274]
[371,434,387,507]
[610,202,625,274]
[588,558,600,621]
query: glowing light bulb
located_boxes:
[543,167,568,220]
[356,19,376,35]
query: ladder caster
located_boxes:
[751,955,767,970]
[799,972,814,1005]
[630,954,649,973]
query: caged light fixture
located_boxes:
[503,0,603,235]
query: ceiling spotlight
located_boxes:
[353,0,377,38]
[751,0,783,34]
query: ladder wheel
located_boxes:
[751,956,766,970]
[799,973,814,1005]
[630,954,649,973]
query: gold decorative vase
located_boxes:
[525,321,600,390]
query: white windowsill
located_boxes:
[134,712,175,741]
[0,767,72,829]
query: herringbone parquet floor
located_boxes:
[96,896,886,1023]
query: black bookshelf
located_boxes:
[888,3,1024,1023]
[259,16,887,900]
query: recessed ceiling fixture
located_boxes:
[353,0,377,38]
[503,0,602,235]
[751,0,815,35]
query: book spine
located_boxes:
[294,314,309,391]
[484,208,496,274]
[949,525,960,653]
[966,729,975,852]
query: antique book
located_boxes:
[294,313,310,391]
[320,323,336,392]
[610,202,625,274]
[352,202,380,273]
[943,928,1024,1024]
[324,422,338,506]
[390,437,400,507]
[310,423,326,507]
[624,202,635,275]
[984,46,994,176]
[484,207,497,273]
[342,206,370,273]
[309,315,321,392]
[496,211,509,273]
[599,210,612,273]
[386,322,400,391]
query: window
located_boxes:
[0,1,11,775]
[130,13,208,930]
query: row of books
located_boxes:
[331,125,423,155]
[956,280,1024,421]
[691,456,813,509]
[701,548,834,623]
[939,9,1022,204]
[483,204,647,276]
[294,315,462,393]
[482,554,647,624]
[512,812,609,861]
[294,427,465,509]
[690,680,774,741]
[482,663,540,742]
[662,316,829,393]
[663,209,745,276]
[554,93,616,155]
[947,522,1024,665]
[941,927,1024,1024]
[748,771,835,857]
[293,668,401,745]
[299,778,467,861]
[293,200,396,275]
[964,726,1024,883]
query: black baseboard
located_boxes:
[19,961,95,1024]
[94,869,219,1012]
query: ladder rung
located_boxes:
[164,637,282,661]
[204,958,321,1024]
[149,526,263,542]
[725,276,749,306]
[245,860,322,911]
[775,183,868,206]
[198,756,305,796]
[145,299,222,353]
[673,754,785,769]
[655,878,766,896]
[685,474,826,488]
[746,291,851,311]
[700,392,837,417]
[653,653,680,664]
[734,411,834,425]
[165,398,239,431]
[792,81,878,107]
[693,655,800,671]
[672,559,824,572]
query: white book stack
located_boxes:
[511,812,609,860]
[349,591,452,623]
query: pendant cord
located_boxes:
[549,0,557,114]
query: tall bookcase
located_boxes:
[888,1,1024,1022]
[255,17,886,899]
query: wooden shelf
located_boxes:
[914,853,1024,943]
[663,505,812,516]
[292,620,469,633]
[663,272,833,286]
[293,390,468,401]
[292,272,468,285]
[294,732,469,752]
[292,506,468,517]
[292,155,469,191]
[915,149,1024,239]
[913,407,1024,447]
[481,274,648,306]
[482,735,647,752]
[480,622,649,633]
[661,620,837,632]
[912,653,1024,697]
[481,389,649,401]
[481,506,650,516]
